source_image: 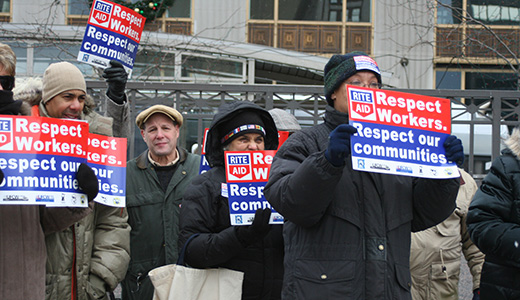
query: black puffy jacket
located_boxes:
[178,101,283,300]
[264,105,460,300]
[467,128,520,299]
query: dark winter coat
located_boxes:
[178,101,283,300]
[121,148,200,300]
[264,105,460,300]
[467,127,520,299]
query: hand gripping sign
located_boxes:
[0,116,90,206]
[77,0,145,77]
[224,150,283,225]
[347,86,459,179]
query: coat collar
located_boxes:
[136,147,189,170]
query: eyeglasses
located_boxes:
[346,81,382,89]
[0,76,15,91]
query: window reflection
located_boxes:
[67,0,90,15]
[133,50,175,79]
[467,0,520,25]
[279,0,344,21]
[0,0,9,13]
[466,71,518,90]
[166,0,191,18]
[250,0,274,19]
[181,54,243,81]
[437,0,463,24]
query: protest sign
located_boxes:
[277,131,289,149]
[0,115,90,206]
[347,86,459,179]
[224,150,282,225]
[77,0,146,77]
[88,133,127,207]
[199,128,210,174]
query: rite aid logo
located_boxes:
[90,0,113,28]
[0,117,13,150]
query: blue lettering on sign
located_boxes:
[228,154,249,165]
[0,119,11,131]
[94,0,112,14]
[350,90,373,103]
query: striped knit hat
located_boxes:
[324,51,381,107]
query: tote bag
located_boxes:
[149,234,244,300]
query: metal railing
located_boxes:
[87,81,520,180]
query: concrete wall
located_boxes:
[373,0,435,89]
[193,0,247,43]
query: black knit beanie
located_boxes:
[324,51,382,107]
[219,110,266,146]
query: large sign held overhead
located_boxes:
[78,0,146,77]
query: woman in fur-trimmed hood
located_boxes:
[467,127,520,299]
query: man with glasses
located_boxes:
[264,51,464,299]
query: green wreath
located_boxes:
[89,0,174,22]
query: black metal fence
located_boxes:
[87,81,520,180]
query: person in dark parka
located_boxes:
[467,127,520,300]
[264,51,462,300]
[178,100,283,300]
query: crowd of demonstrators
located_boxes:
[121,105,200,300]
[467,127,520,300]
[3,45,514,300]
[264,52,463,300]
[410,168,484,300]
[0,43,98,300]
[178,101,284,300]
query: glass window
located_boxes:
[467,0,520,25]
[437,0,462,24]
[465,71,518,90]
[0,0,10,13]
[68,0,90,15]
[166,0,191,18]
[181,55,243,81]
[33,44,96,77]
[250,0,274,19]
[133,50,175,79]
[436,70,461,89]
[279,0,342,21]
[347,0,370,22]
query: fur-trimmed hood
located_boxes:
[504,127,520,159]
[13,77,96,111]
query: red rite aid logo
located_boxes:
[227,153,252,180]
[0,118,13,151]
[90,0,113,28]
[348,87,376,120]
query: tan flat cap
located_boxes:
[136,105,183,129]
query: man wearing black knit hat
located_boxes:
[264,52,464,299]
[179,101,284,300]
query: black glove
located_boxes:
[443,135,464,167]
[235,208,272,246]
[325,124,358,167]
[102,60,127,104]
[76,163,99,202]
[472,288,480,300]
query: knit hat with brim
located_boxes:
[324,51,382,106]
[42,62,86,104]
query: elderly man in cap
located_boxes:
[264,52,464,299]
[29,60,132,300]
[122,104,200,300]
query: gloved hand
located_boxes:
[102,60,127,104]
[472,288,480,300]
[76,163,99,202]
[325,124,358,167]
[443,135,464,167]
[235,208,272,246]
